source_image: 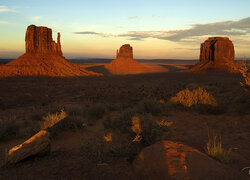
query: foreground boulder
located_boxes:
[133,141,241,180]
[189,37,238,73]
[106,44,152,74]
[0,25,101,77]
[6,130,50,165]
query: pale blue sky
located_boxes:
[0,0,250,59]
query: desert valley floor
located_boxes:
[0,62,249,179]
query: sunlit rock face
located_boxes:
[0,25,101,77]
[189,37,238,73]
[116,44,133,59]
[200,37,234,63]
[133,140,240,180]
[106,44,151,74]
[25,25,62,56]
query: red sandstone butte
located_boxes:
[189,37,238,73]
[0,25,101,77]
[106,44,151,74]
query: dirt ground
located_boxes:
[0,63,249,179]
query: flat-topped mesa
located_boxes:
[117,44,133,59]
[25,25,62,55]
[200,37,234,63]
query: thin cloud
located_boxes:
[0,21,10,24]
[175,48,200,51]
[0,6,13,13]
[74,31,112,37]
[32,16,42,22]
[73,17,250,43]
[128,16,139,20]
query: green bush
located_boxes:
[206,134,232,163]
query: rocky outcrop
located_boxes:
[25,25,62,55]
[133,141,240,180]
[6,130,50,165]
[0,25,101,77]
[106,44,152,74]
[189,37,238,73]
[200,37,234,63]
[116,44,133,59]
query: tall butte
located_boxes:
[189,37,238,73]
[0,25,101,77]
[106,44,151,74]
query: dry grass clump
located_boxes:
[131,116,142,142]
[238,60,250,88]
[170,87,217,107]
[40,109,67,130]
[156,120,173,128]
[206,133,232,163]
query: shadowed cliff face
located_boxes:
[25,25,62,56]
[189,37,238,73]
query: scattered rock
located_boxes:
[0,25,101,77]
[106,44,152,74]
[189,37,238,73]
[6,130,50,165]
[133,140,241,180]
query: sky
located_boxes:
[0,0,250,59]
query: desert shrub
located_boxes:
[81,133,142,163]
[232,91,250,115]
[139,115,169,146]
[193,103,227,115]
[238,60,250,88]
[137,98,166,116]
[40,109,67,129]
[105,103,122,111]
[66,106,84,116]
[81,135,117,163]
[170,87,217,107]
[30,110,47,122]
[0,118,21,141]
[206,134,232,163]
[49,116,86,136]
[103,108,137,133]
[103,111,169,146]
[85,104,106,120]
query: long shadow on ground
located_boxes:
[86,65,112,75]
